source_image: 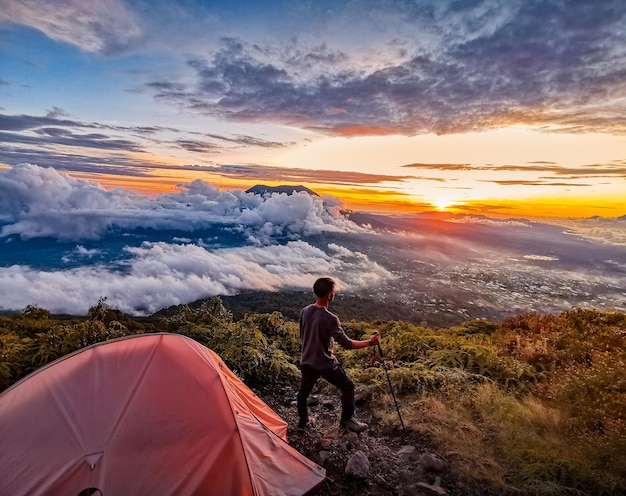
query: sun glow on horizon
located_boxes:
[9,160,623,220]
[431,199,453,211]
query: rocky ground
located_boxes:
[258,384,503,496]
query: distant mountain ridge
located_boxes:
[245,184,318,196]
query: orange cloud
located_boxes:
[327,125,403,137]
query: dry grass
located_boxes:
[399,387,509,491]
[391,381,625,495]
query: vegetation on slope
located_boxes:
[1,299,624,495]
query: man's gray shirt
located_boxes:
[299,304,353,371]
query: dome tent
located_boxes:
[0,333,325,495]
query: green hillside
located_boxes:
[1,299,624,495]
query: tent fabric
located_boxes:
[0,333,325,496]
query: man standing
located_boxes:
[297,277,381,433]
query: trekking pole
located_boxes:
[373,332,405,431]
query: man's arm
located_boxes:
[330,313,381,350]
[350,332,380,349]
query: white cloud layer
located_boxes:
[0,164,391,314]
[0,240,393,315]
[557,217,626,246]
[0,164,366,242]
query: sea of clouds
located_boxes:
[1,164,625,318]
[0,163,366,241]
[0,164,392,314]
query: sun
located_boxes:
[431,199,452,211]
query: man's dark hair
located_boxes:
[313,277,335,298]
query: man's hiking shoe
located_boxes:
[340,419,368,433]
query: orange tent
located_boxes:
[0,333,325,495]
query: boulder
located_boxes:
[354,387,372,405]
[345,451,370,479]
[317,450,331,467]
[413,481,447,495]
[398,445,420,463]
[420,452,446,472]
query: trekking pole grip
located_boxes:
[373,331,384,357]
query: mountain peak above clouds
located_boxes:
[245,184,318,196]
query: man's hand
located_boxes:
[369,332,381,346]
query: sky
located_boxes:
[1,0,626,218]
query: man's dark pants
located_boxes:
[297,363,355,423]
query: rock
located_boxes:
[374,474,388,486]
[414,481,447,495]
[307,395,319,406]
[341,430,360,447]
[316,437,334,451]
[398,445,420,463]
[345,450,370,479]
[317,450,331,467]
[420,452,446,472]
[354,387,372,405]
[322,398,335,409]
[399,469,422,486]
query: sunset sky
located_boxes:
[1,0,625,218]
